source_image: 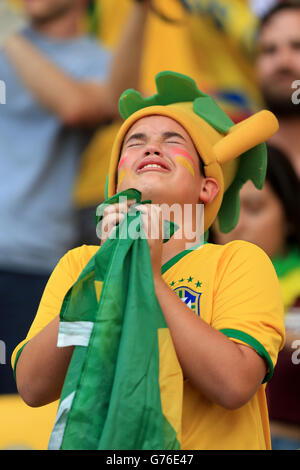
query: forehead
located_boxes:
[124,115,193,141]
[259,10,300,43]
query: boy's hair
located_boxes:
[196,150,205,176]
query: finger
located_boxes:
[139,205,163,240]
[134,204,147,214]
[100,212,126,240]
[102,212,125,229]
[102,199,136,217]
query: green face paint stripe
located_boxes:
[219,328,274,383]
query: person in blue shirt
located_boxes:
[0,0,151,394]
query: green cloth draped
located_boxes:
[48,189,181,450]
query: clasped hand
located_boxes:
[100,200,163,278]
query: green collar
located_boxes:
[161,242,206,275]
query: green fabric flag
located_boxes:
[48,189,182,450]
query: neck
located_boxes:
[161,235,204,266]
[161,213,205,266]
[269,116,300,178]
[30,8,83,40]
[159,200,205,265]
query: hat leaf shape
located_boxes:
[218,143,267,233]
[119,71,234,134]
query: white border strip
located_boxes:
[48,392,75,450]
[57,321,94,347]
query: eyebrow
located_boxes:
[124,133,146,146]
[124,131,187,146]
[162,131,187,142]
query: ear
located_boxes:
[199,177,220,205]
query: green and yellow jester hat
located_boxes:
[106,71,279,233]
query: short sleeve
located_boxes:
[11,245,98,371]
[211,241,285,382]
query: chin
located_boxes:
[118,179,163,201]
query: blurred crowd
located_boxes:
[0,0,299,450]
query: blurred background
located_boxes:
[0,0,299,450]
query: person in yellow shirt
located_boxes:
[12,71,285,450]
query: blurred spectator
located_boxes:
[256,0,300,177]
[0,0,151,394]
[211,145,300,450]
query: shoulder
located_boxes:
[197,240,278,285]
[192,240,273,267]
[203,239,273,263]
[57,244,100,279]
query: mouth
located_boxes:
[136,158,171,174]
[270,72,297,83]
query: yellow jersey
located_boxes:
[12,240,285,450]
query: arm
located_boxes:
[3,1,151,126]
[141,204,267,410]
[13,246,98,407]
[104,0,151,116]
[15,316,74,407]
[153,278,266,409]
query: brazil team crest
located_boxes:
[174,286,202,317]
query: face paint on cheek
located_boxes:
[117,167,137,187]
[174,151,195,177]
[172,147,195,164]
[172,147,196,177]
[117,153,137,188]
[174,155,195,177]
[118,168,129,186]
[118,154,129,170]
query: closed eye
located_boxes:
[124,132,147,148]
[163,132,186,144]
[127,141,143,147]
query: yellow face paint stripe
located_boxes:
[175,156,195,177]
[118,168,130,186]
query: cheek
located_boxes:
[262,209,286,247]
[257,205,284,232]
[248,208,286,256]
[171,148,196,178]
[256,57,274,79]
[117,152,137,185]
[118,168,132,186]
[118,153,131,170]
[118,149,141,170]
[174,156,195,177]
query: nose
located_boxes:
[143,144,162,157]
[275,46,295,69]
